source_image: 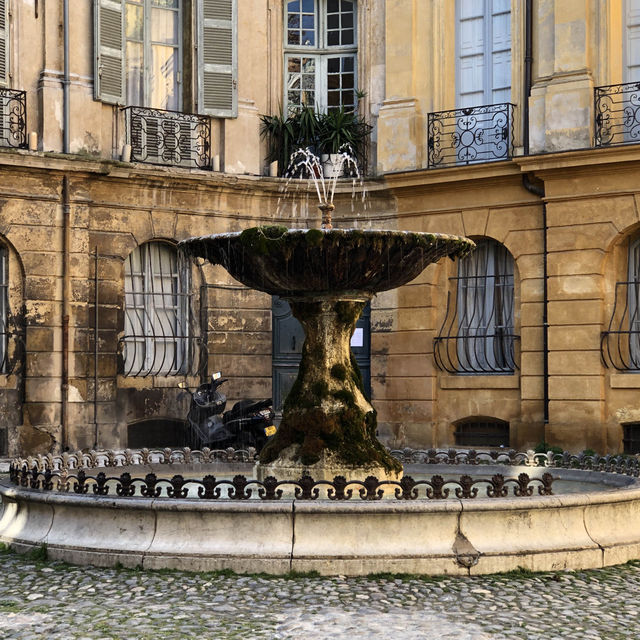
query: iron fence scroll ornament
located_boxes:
[595,82,640,147]
[600,279,640,371]
[427,103,515,168]
[0,89,27,149]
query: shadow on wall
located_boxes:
[127,418,188,449]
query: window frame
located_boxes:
[283,0,358,114]
[123,241,191,377]
[124,0,183,111]
[455,0,512,108]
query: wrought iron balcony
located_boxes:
[0,88,27,149]
[601,280,640,371]
[124,106,211,169]
[594,82,640,147]
[427,102,515,169]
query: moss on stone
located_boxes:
[305,228,324,247]
[330,363,347,381]
[238,225,288,255]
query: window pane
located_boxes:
[151,8,179,45]
[342,12,353,28]
[301,30,315,46]
[327,14,339,29]
[328,57,340,73]
[151,45,179,110]
[342,56,354,72]
[288,29,301,45]
[341,29,354,45]
[327,31,339,45]
[126,4,143,40]
[126,41,144,107]
[342,73,354,89]
[328,0,339,11]
[302,0,315,11]
[153,0,178,7]
[288,0,300,11]
[341,0,353,10]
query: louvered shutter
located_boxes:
[94,0,125,104]
[0,0,8,87]
[198,0,238,118]
[626,0,640,82]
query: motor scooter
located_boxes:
[180,372,276,451]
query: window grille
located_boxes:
[122,242,193,377]
[0,245,7,373]
[454,418,510,448]
[601,237,640,371]
[435,239,518,374]
[284,0,357,113]
[623,423,640,454]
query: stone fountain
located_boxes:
[180,193,474,481]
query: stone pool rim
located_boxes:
[2,466,640,576]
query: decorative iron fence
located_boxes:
[601,280,640,371]
[9,465,554,501]
[0,89,27,149]
[124,106,211,169]
[427,103,515,168]
[16,446,640,475]
[0,315,25,375]
[594,82,640,147]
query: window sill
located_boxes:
[439,374,519,390]
[610,373,640,389]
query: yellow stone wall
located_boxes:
[1,0,640,456]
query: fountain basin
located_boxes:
[179,227,474,297]
[3,463,640,576]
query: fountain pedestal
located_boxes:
[257,294,402,481]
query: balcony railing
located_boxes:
[124,106,211,170]
[594,82,640,147]
[601,280,640,371]
[427,102,515,169]
[0,89,27,149]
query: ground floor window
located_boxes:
[454,418,509,448]
[123,241,190,377]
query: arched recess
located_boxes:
[434,236,519,374]
[0,235,25,456]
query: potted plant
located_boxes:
[319,107,372,178]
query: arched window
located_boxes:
[435,238,517,374]
[284,0,357,113]
[0,244,7,373]
[123,241,190,376]
[602,235,640,371]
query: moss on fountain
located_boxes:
[259,297,402,473]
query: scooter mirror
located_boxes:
[212,371,222,380]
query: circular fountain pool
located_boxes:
[2,448,640,576]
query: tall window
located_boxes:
[284,0,357,113]
[456,239,516,373]
[626,0,640,82]
[0,0,8,87]
[95,0,237,118]
[0,245,7,373]
[123,242,190,377]
[125,0,181,111]
[456,0,511,108]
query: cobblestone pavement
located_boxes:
[1,547,639,640]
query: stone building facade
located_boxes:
[0,0,639,456]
